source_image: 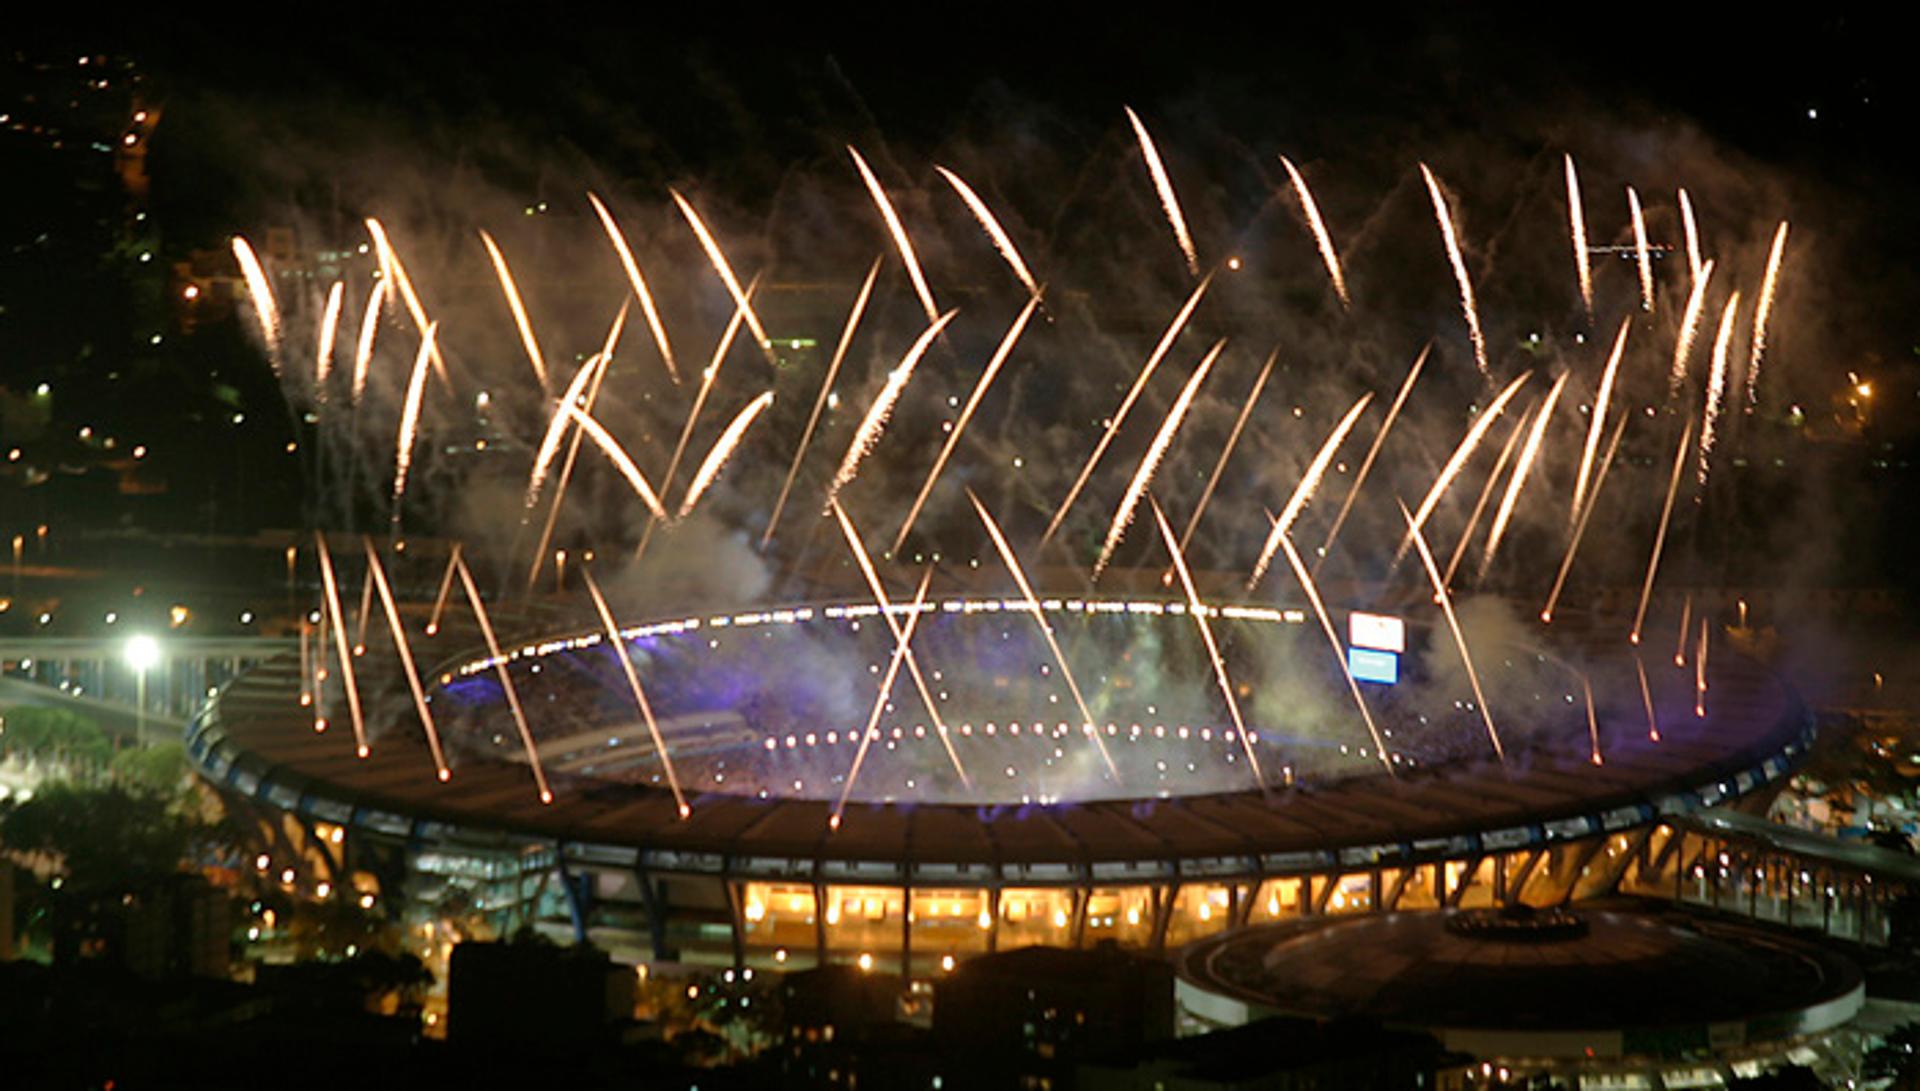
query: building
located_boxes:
[446,937,638,1048]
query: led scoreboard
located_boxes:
[1347,611,1405,685]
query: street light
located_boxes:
[124,633,160,747]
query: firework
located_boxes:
[1630,418,1694,647]
[1094,340,1224,579]
[1277,534,1393,775]
[1444,401,1529,588]
[453,554,553,803]
[1678,187,1703,282]
[1481,372,1568,578]
[1317,345,1429,567]
[679,392,775,519]
[1247,392,1374,591]
[1278,155,1349,307]
[389,321,438,535]
[561,405,668,519]
[1676,593,1693,668]
[1181,348,1278,550]
[1149,498,1264,785]
[350,279,387,404]
[1397,372,1531,564]
[526,353,611,511]
[1581,674,1602,765]
[825,310,958,511]
[315,281,344,391]
[1541,412,1626,623]
[831,567,934,829]
[1402,503,1505,762]
[1669,259,1717,398]
[1564,154,1593,320]
[935,165,1040,296]
[1124,106,1199,275]
[364,219,449,384]
[362,538,448,780]
[528,310,625,593]
[895,294,1042,552]
[1573,318,1631,522]
[582,566,688,817]
[586,192,679,383]
[671,189,775,359]
[232,235,282,370]
[479,229,551,390]
[1636,653,1661,741]
[660,277,759,505]
[1695,616,1709,718]
[1748,221,1789,407]
[848,145,941,323]
[425,541,462,637]
[1419,164,1488,380]
[1698,291,1742,488]
[312,534,367,758]
[1627,186,1654,312]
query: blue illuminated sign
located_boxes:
[1347,647,1399,685]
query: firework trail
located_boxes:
[1676,593,1692,668]
[1636,654,1661,741]
[1564,154,1593,320]
[1678,188,1703,283]
[315,281,344,391]
[1630,418,1694,646]
[1748,221,1789,407]
[354,566,375,655]
[1419,164,1488,380]
[764,256,883,549]
[453,553,553,803]
[1181,348,1277,550]
[528,308,625,591]
[364,219,449,384]
[671,189,775,359]
[1541,411,1626,622]
[1124,106,1199,275]
[894,294,1042,552]
[350,279,387,404]
[1581,674,1602,765]
[1695,616,1709,717]
[1044,274,1214,542]
[660,276,759,505]
[1317,345,1428,568]
[1277,533,1393,775]
[561,405,668,519]
[825,310,958,510]
[1279,155,1349,307]
[313,533,367,758]
[678,391,775,519]
[479,230,550,391]
[232,236,282,371]
[389,321,438,536]
[1669,259,1717,398]
[1397,372,1531,564]
[362,538,449,780]
[935,165,1040,296]
[848,145,940,323]
[1149,498,1264,785]
[1573,318,1631,522]
[1401,502,1505,762]
[1247,392,1374,591]
[1094,339,1224,580]
[425,541,462,637]
[830,566,934,829]
[830,501,968,787]
[967,489,1119,780]
[586,192,679,382]
[1628,186,1654,312]
[1444,401,1529,588]
[1481,371,1568,578]
[581,565,689,817]
[526,353,611,511]
[1698,291,1742,488]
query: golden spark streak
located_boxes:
[1181,348,1278,551]
[848,145,940,323]
[1397,372,1531,564]
[1401,503,1504,762]
[1698,291,1742,488]
[1748,221,1789,407]
[1149,498,1266,785]
[1317,345,1429,568]
[561,405,668,519]
[478,230,550,390]
[390,322,438,534]
[1678,188,1704,283]
[1279,155,1349,308]
[967,490,1119,780]
[1573,318,1632,522]
[232,235,282,370]
[1125,106,1199,275]
[453,554,553,803]
[1277,534,1393,775]
[1669,258,1717,398]
[586,192,679,383]
[425,541,462,637]
[1044,274,1214,542]
[1676,592,1692,668]
[315,281,344,391]
[354,564,375,654]
[831,501,969,787]
[1627,186,1654,312]
[894,294,1042,552]
[528,306,625,592]
[1541,412,1626,623]
[1419,164,1488,380]
[364,219,449,384]
[1581,674,1602,765]
[526,353,611,511]
[1444,401,1529,588]
[825,310,958,509]
[1630,418,1694,647]
[1481,372,1568,578]
[1695,617,1709,718]
[670,189,775,359]
[831,567,935,829]
[661,277,760,507]
[763,256,883,548]
[1094,340,1224,580]
[1636,654,1661,741]
[1248,392,1375,591]
[678,391,775,519]
[1565,154,1593,319]
[363,538,448,780]
[582,566,689,818]
[935,166,1040,296]
[313,534,367,758]
[350,280,387,404]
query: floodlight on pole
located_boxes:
[125,633,160,746]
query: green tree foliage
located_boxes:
[109,741,187,795]
[0,782,200,893]
[0,706,111,766]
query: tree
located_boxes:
[109,742,188,795]
[0,782,201,893]
[0,706,110,767]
